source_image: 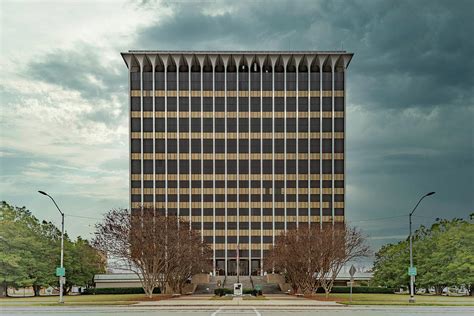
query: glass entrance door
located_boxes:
[227,260,237,276]
[251,259,260,276]
[238,259,249,276]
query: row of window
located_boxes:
[131,97,344,112]
[132,180,344,188]
[131,118,344,133]
[134,207,342,215]
[132,195,342,203]
[130,208,344,218]
[132,72,344,91]
[131,159,344,174]
[132,139,344,153]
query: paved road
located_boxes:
[2,306,474,316]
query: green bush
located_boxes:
[83,287,161,295]
[316,286,395,294]
[243,288,263,296]
[214,288,233,296]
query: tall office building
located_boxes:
[122,51,352,276]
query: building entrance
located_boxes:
[225,259,250,276]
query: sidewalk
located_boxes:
[135,294,340,306]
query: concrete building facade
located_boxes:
[121,51,352,276]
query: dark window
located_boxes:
[143,118,153,132]
[335,118,344,132]
[131,139,141,153]
[167,118,177,132]
[143,139,153,153]
[131,118,140,132]
[251,118,260,132]
[131,160,141,173]
[274,118,284,132]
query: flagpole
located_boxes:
[237,243,239,282]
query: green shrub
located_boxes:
[214,288,233,296]
[315,286,395,294]
[83,287,161,295]
[243,288,263,296]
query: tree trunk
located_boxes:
[33,285,41,296]
[0,282,7,297]
[144,286,153,298]
[291,283,298,295]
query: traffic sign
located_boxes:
[349,265,356,277]
[56,267,65,277]
[408,267,417,276]
[255,285,262,291]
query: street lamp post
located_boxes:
[408,191,435,303]
[38,191,65,304]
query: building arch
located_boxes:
[167,55,177,72]
[310,56,320,73]
[238,56,249,73]
[249,55,260,73]
[179,55,189,72]
[286,55,296,73]
[203,55,212,73]
[298,56,308,73]
[191,55,200,72]
[155,55,165,72]
[274,56,284,73]
[227,55,237,72]
[262,55,272,73]
[215,55,225,73]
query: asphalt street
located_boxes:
[2,306,474,316]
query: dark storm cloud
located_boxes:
[133,0,473,246]
[135,0,474,110]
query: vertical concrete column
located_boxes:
[151,55,156,212]
[176,55,180,223]
[258,54,264,276]
[318,55,326,229]
[222,55,228,276]
[197,55,205,245]
[246,55,251,276]
[164,55,168,216]
[270,55,277,247]
[307,55,312,227]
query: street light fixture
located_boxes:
[408,191,435,303]
[38,191,65,304]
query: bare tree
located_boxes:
[266,224,370,296]
[317,225,371,297]
[166,222,212,294]
[93,208,210,297]
[266,226,322,295]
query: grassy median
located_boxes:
[309,293,474,306]
[0,294,172,306]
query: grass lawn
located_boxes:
[0,294,172,306]
[310,293,474,306]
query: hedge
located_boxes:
[243,288,263,296]
[83,287,161,295]
[316,286,395,294]
[214,288,263,296]
[214,288,233,296]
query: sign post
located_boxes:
[233,283,242,296]
[349,265,356,302]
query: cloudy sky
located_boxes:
[1,0,473,261]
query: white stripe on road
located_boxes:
[252,307,261,316]
[211,307,223,316]
[210,306,261,316]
